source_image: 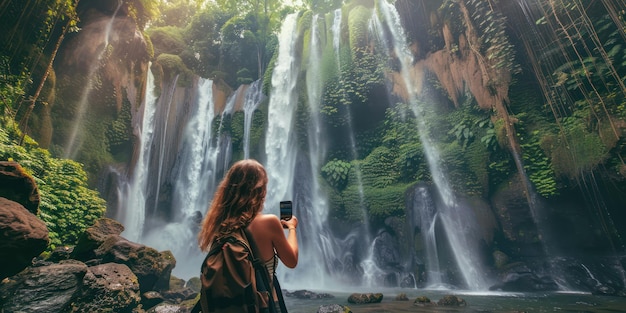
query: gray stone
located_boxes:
[0,261,88,313]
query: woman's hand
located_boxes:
[281,215,298,230]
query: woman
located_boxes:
[198,158,299,279]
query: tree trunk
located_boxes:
[19,19,69,145]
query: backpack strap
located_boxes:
[243,228,288,313]
[273,273,288,313]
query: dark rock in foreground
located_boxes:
[0,260,87,313]
[0,197,49,280]
[73,262,141,312]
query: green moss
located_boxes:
[262,53,278,95]
[155,53,193,86]
[340,183,408,223]
[360,146,398,188]
[347,5,372,52]
[106,94,132,158]
[466,140,490,195]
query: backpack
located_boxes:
[192,228,286,313]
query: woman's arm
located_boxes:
[271,215,298,268]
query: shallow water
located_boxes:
[282,289,626,313]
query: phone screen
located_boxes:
[280,201,292,221]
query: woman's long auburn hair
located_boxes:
[198,159,268,251]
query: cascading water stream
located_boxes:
[142,78,216,279]
[120,72,179,241]
[292,14,335,288]
[264,13,300,211]
[118,65,157,242]
[243,80,264,159]
[377,0,488,290]
[413,186,443,286]
[172,78,215,218]
[64,1,122,158]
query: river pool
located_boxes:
[282,289,626,313]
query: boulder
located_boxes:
[185,276,202,293]
[437,295,467,306]
[0,161,40,214]
[413,296,434,306]
[170,275,186,290]
[0,197,49,280]
[141,291,165,310]
[0,260,88,313]
[347,293,383,304]
[395,293,409,301]
[72,263,141,312]
[146,303,188,313]
[317,304,352,313]
[286,289,335,300]
[95,235,176,292]
[71,217,125,262]
[161,287,197,303]
[47,245,74,263]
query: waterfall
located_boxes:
[118,65,157,242]
[243,80,264,159]
[171,78,215,218]
[264,13,300,211]
[142,78,217,279]
[377,0,488,289]
[118,70,178,241]
[332,9,342,56]
[412,186,443,286]
[64,1,122,158]
[287,13,337,289]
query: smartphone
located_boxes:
[280,200,292,221]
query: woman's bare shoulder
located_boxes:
[258,213,279,222]
[251,213,279,226]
